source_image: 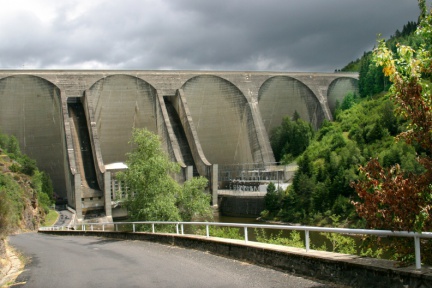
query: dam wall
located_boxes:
[0,70,358,219]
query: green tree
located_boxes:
[270,115,314,163]
[177,176,212,222]
[117,128,212,222]
[117,129,182,221]
[6,135,20,155]
[263,182,283,218]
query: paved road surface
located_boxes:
[9,233,339,288]
[53,210,73,227]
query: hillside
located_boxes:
[0,134,54,279]
[263,92,423,227]
[0,149,43,232]
[261,17,430,226]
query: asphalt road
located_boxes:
[53,210,73,227]
[9,233,339,288]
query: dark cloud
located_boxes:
[0,0,427,71]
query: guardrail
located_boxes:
[40,221,432,269]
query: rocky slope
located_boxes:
[0,148,43,283]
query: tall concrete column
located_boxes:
[74,174,83,221]
[186,166,193,181]
[211,164,218,206]
[104,172,112,217]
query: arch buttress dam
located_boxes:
[0,70,358,221]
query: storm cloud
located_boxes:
[0,0,426,71]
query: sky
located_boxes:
[0,0,428,72]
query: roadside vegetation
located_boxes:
[42,209,59,227]
[0,132,54,239]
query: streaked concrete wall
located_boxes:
[258,76,325,133]
[182,75,256,165]
[0,75,66,196]
[87,75,158,165]
[0,70,358,202]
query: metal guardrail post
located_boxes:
[206,225,209,238]
[176,223,179,235]
[305,230,310,252]
[244,227,248,243]
[102,224,105,231]
[152,223,155,233]
[133,223,135,233]
[414,236,421,269]
[91,225,93,231]
[181,224,184,235]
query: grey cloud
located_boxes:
[0,0,426,71]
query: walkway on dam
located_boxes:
[8,233,335,288]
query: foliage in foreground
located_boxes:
[117,128,213,223]
[352,0,432,265]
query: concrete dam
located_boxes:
[0,70,358,221]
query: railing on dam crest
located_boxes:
[40,221,432,270]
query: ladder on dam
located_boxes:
[164,98,199,177]
[68,101,103,212]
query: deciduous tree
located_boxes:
[352,0,432,264]
[117,128,212,222]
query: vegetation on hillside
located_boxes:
[264,3,430,227]
[0,132,54,238]
[270,111,315,163]
[262,95,418,226]
[342,19,428,99]
[264,1,432,265]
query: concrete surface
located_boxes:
[0,70,358,220]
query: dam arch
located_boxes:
[181,75,262,165]
[86,74,159,165]
[258,76,325,135]
[327,77,359,116]
[0,75,66,195]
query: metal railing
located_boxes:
[39,221,432,269]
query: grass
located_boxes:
[41,209,58,226]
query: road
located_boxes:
[53,210,73,227]
[9,233,339,288]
